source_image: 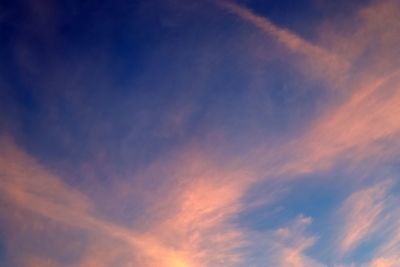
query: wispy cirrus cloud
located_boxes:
[273,215,323,267]
[336,180,393,256]
[213,0,400,183]
[0,136,255,267]
[0,137,201,267]
[333,179,400,267]
[240,214,324,267]
[216,0,349,81]
[1,0,400,266]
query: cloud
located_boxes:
[365,195,400,267]
[250,214,325,267]
[0,137,193,266]
[369,257,399,267]
[213,0,400,183]
[1,0,400,266]
[0,136,257,267]
[217,0,349,81]
[319,0,400,77]
[284,69,400,177]
[336,180,392,256]
[339,181,400,267]
[19,256,59,267]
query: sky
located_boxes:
[0,0,400,266]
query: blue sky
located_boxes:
[1,0,400,266]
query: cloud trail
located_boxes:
[1,0,400,266]
[217,0,349,80]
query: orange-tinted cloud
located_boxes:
[263,215,323,267]
[2,0,400,266]
[369,257,399,267]
[0,137,255,267]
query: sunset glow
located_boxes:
[1,0,400,266]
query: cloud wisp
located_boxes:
[1,0,400,266]
[216,0,350,81]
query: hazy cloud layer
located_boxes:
[0,0,400,266]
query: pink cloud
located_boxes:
[336,180,392,256]
[1,1,400,266]
[217,0,349,82]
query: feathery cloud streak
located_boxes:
[1,0,400,266]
